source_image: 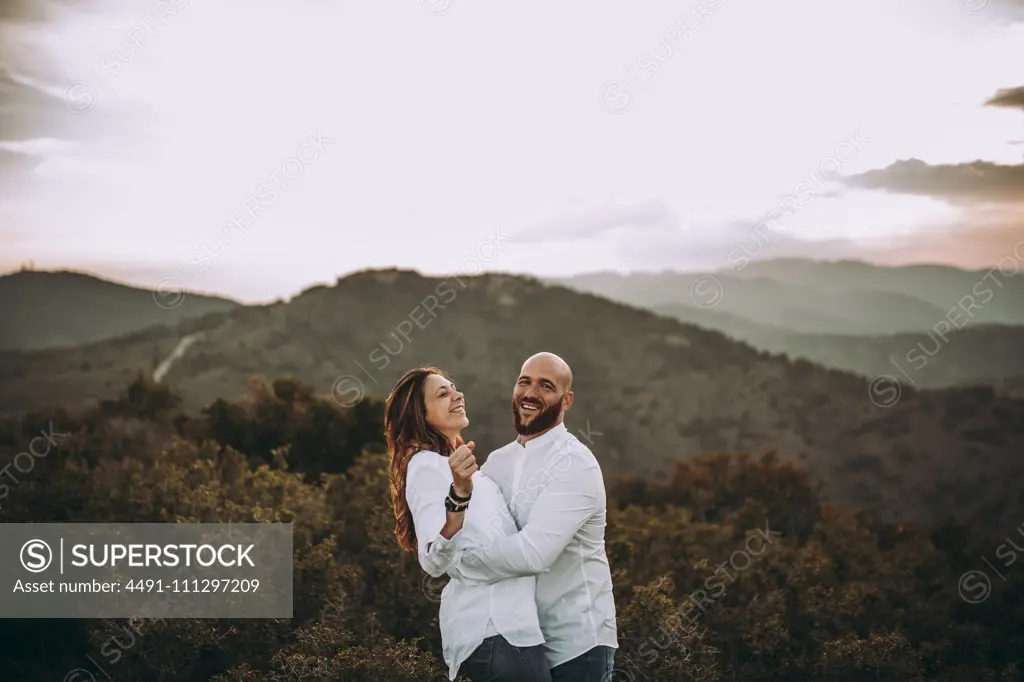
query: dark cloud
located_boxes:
[843,158,1024,204]
[986,86,1024,111]
[0,0,81,23]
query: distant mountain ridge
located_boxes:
[555,259,1024,333]
[0,268,1021,533]
[651,303,1024,394]
[0,269,240,351]
[554,259,1024,392]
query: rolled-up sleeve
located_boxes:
[449,453,600,583]
[406,454,460,577]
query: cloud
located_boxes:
[985,85,1024,111]
[0,145,39,174]
[0,68,82,193]
[513,198,682,243]
[843,158,1024,205]
[0,138,78,155]
[860,216,1024,269]
[982,0,1024,22]
[516,198,873,271]
[0,66,61,141]
[0,0,94,23]
[0,21,72,190]
[612,218,871,271]
[0,7,139,204]
[0,0,55,22]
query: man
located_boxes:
[447,352,618,681]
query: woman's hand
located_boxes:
[449,441,477,498]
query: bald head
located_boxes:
[512,352,575,439]
[521,352,573,392]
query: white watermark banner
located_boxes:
[1,523,292,618]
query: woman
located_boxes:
[385,367,551,682]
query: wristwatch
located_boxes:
[445,483,471,513]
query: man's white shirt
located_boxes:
[447,422,619,668]
[406,451,544,680]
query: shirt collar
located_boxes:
[515,421,568,451]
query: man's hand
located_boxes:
[449,441,477,498]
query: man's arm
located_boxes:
[449,450,601,583]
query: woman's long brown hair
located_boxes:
[385,367,464,553]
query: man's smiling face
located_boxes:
[511,353,574,437]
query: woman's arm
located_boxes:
[406,455,467,577]
[438,510,466,541]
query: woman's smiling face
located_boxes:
[423,372,469,434]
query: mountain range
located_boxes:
[1,265,1021,533]
[647,303,1024,394]
[554,259,1024,333]
[552,260,1024,391]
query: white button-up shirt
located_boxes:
[406,450,544,680]
[447,422,618,668]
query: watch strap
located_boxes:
[449,483,472,503]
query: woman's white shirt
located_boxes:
[405,450,544,680]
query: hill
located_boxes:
[732,258,1024,325]
[0,269,241,351]
[0,268,1021,531]
[651,303,1024,393]
[555,258,1024,334]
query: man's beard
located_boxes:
[512,395,564,436]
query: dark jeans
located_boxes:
[550,646,616,682]
[460,635,552,682]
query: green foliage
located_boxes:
[194,377,385,476]
[0,377,1020,680]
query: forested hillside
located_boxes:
[0,375,1020,681]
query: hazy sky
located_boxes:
[1,0,1022,302]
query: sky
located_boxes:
[1,0,1022,303]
